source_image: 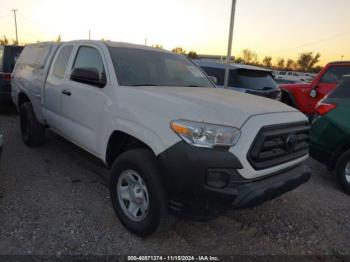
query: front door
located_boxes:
[60,45,110,155]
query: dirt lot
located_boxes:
[0,112,349,257]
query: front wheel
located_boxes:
[336,150,350,194]
[110,149,174,236]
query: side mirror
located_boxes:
[309,88,317,98]
[208,76,218,84]
[71,67,106,88]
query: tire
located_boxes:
[110,149,174,236]
[336,149,350,194]
[19,102,45,147]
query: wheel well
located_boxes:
[331,143,350,171]
[18,92,30,109]
[281,90,296,108]
[106,131,153,168]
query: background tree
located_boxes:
[242,49,257,64]
[56,35,62,43]
[297,52,321,71]
[286,59,296,70]
[234,57,244,64]
[187,51,198,59]
[0,35,9,45]
[262,56,272,68]
[172,47,186,55]
[152,44,163,49]
[276,58,285,69]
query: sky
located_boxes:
[0,0,349,65]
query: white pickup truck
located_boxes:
[12,40,310,236]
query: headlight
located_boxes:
[170,120,240,148]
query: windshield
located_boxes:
[108,47,214,87]
[328,77,350,98]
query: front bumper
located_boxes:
[158,142,310,219]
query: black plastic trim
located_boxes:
[247,121,310,170]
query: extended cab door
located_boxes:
[60,44,110,155]
[44,44,74,128]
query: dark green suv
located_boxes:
[310,75,350,193]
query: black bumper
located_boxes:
[231,164,310,209]
[158,142,310,219]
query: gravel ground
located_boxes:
[0,112,349,257]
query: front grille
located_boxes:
[248,122,309,170]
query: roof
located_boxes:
[328,61,350,65]
[64,40,174,55]
[193,59,272,72]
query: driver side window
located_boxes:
[71,46,106,87]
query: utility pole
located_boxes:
[89,30,91,40]
[224,0,237,89]
[12,9,18,45]
[145,38,147,46]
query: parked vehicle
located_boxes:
[274,78,307,85]
[0,45,24,111]
[280,61,350,118]
[12,41,310,236]
[0,131,3,196]
[310,75,350,194]
[195,60,280,99]
[274,71,312,83]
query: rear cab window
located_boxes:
[51,45,73,79]
[201,66,277,90]
[231,69,278,90]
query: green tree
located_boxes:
[276,58,285,69]
[152,44,163,49]
[56,35,62,43]
[262,56,272,68]
[242,49,258,64]
[297,52,321,71]
[187,51,198,59]
[172,47,186,55]
[0,35,9,45]
[286,59,296,70]
[234,57,244,64]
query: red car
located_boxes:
[280,61,350,118]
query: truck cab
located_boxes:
[280,61,350,117]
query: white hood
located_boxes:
[119,86,298,128]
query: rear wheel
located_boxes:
[110,149,174,236]
[19,102,45,147]
[336,150,350,194]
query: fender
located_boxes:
[16,87,45,124]
[100,117,175,163]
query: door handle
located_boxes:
[62,89,71,96]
